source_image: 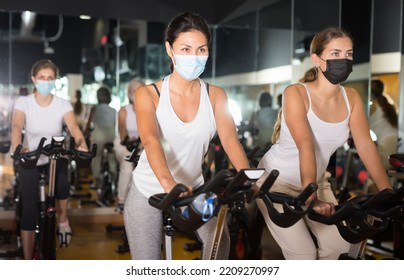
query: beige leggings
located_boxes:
[256,172,351,260]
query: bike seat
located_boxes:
[389,153,404,169]
[0,140,10,154]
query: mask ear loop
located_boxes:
[316,55,327,73]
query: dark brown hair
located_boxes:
[97,86,112,104]
[31,59,59,78]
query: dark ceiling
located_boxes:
[0,0,286,84]
[0,0,283,24]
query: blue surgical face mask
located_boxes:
[36,80,56,95]
[173,54,208,81]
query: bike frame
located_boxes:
[12,136,96,260]
[40,136,64,259]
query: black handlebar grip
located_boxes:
[72,143,97,168]
[12,137,47,169]
[148,183,189,211]
[258,169,280,194]
[296,183,318,205]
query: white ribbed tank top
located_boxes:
[260,83,351,187]
[133,75,216,198]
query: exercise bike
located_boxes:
[80,142,116,207]
[12,136,96,259]
[307,186,404,260]
[0,139,22,259]
[106,137,142,254]
[149,168,281,260]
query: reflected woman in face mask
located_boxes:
[11,59,88,259]
[255,27,393,260]
[123,11,250,260]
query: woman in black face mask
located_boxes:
[255,26,393,260]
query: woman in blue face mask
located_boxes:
[123,11,251,260]
[255,27,393,260]
[11,59,88,259]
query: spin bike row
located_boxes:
[9,136,96,260]
[149,166,404,260]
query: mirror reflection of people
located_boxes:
[249,92,278,148]
[256,27,393,260]
[19,86,29,97]
[85,86,117,189]
[72,89,89,132]
[123,11,250,260]
[113,78,144,213]
[11,59,88,259]
[366,79,398,192]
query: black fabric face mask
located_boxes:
[320,58,353,85]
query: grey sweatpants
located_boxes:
[124,180,230,260]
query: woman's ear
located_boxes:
[31,76,36,85]
[311,53,320,68]
[165,41,173,59]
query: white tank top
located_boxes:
[125,104,139,139]
[260,83,351,187]
[133,75,216,198]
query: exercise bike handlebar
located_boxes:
[148,168,265,233]
[12,137,97,169]
[148,184,190,211]
[67,138,97,168]
[148,169,236,211]
[121,135,141,152]
[307,188,404,244]
[11,137,47,169]
[259,178,318,228]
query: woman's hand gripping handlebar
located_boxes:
[12,136,97,169]
[307,188,402,243]
[148,169,260,233]
[11,137,47,169]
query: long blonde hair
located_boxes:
[271,27,352,143]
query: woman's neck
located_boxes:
[34,91,53,107]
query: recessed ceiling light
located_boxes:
[79,15,91,20]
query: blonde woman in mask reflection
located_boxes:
[366,79,398,192]
[11,59,88,259]
[256,27,393,260]
[123,11,250,260]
